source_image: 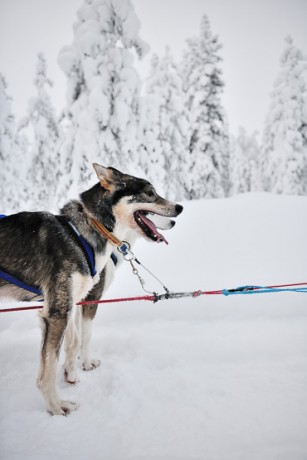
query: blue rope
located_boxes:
[222,285,307,296]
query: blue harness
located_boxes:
[0,214,118,296]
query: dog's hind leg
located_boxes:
[37,279,79,416]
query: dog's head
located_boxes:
[92,163,183,244]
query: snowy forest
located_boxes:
[1,0,307,213]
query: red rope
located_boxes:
[0,295,154,313]
[78,295,154,305]
[1,282,307,314]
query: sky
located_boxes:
[0,0,306,135]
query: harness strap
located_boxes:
[65,220,97,277]
[62,218,118,271]
[110,252,118,266]
[0,269,43,296]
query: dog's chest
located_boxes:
[92,242,114,286]
[92,246,113,285]
[72,247,114,303]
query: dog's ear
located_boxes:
[93,163,114,192]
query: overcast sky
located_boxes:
[0,0,306,135]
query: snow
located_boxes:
[57,46,78,76]
[1,193,307,459]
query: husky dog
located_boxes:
[0,164,183,415]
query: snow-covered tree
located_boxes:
[262,36,307,195]
[24,53,61,210]
[0,75,27,212]
[0,75,15,210]
[57,0,148,202]
[181,15,230,200]
[139,49,189,200]
[229,128,261,195]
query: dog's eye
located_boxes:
[147,190,155,198]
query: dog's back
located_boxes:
[0,212,92,301]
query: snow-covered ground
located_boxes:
[1,193,307,460]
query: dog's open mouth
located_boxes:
[134,211,168,244]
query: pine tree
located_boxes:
[262,36,307,195]
[0,75,27,212]
[57,0,148,202]
[138,56,166,196]
[181,15,230,200]
[24,53,61,210]
[249,133,262,193]
[140,49,189,200]
[229,128,261,195]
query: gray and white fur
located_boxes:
[0,164,183,415]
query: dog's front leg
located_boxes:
[63,310,80,384]
[81,304,100,370]
[80,273,105,371]
[37,286,79,416]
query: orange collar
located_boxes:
[89,217,130,255]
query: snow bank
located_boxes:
[0,193,307,459]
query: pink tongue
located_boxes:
[139,213,168,244]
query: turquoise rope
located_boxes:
[222,285,307,296]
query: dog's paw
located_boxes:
[48,400,80,416]
[64,369,80,385]
[60,400,80,415]
[82,359,101,371]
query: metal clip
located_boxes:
[123,250,136,261]
[129,259,139,275]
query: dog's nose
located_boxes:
[175,204,183,215]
